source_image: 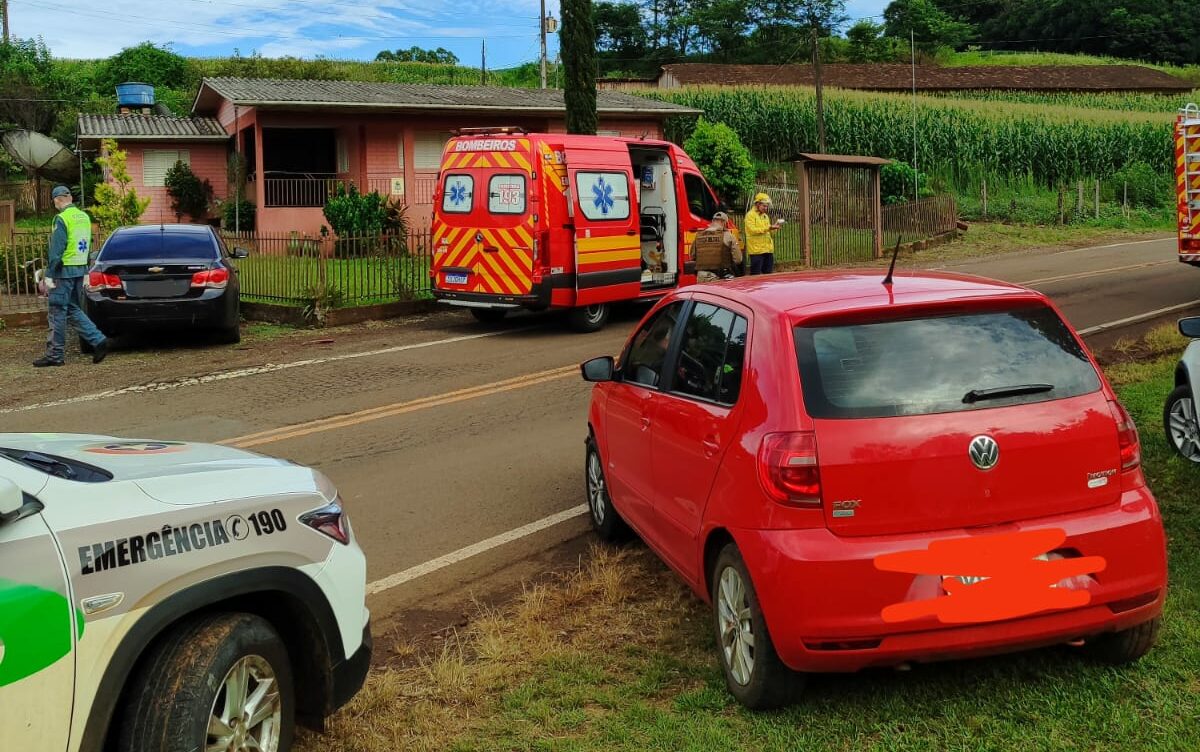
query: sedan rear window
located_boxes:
[100,232,218,261]
[794,305,1101,419]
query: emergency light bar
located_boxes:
[454,126,529,136]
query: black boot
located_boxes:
[33,356,64,367]
[92,339,109,365]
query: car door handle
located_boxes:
[640,416,651,430]
[702,437,720,457]
[625,229,637,236]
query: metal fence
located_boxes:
[745,181,958,267]
[0,228,435,315]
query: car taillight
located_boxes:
[300,497,351,545]
[1108,399,1141,471]
[86,271,122,291]
[758,432,821,506]
[191,267,229,289]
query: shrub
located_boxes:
[164,160,214,221]
[92,139,150,230]
[323,183,387,237]
[221,199,256,232]
[1110,161,1171,209]
[881,161,933,204]
[683,118,756,207]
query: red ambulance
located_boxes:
[430,128,728,331]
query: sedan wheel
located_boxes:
[1165,386,1200,462]
[587,449,608,527]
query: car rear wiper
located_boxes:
[962,384,1054,404]
[0,449,78,479]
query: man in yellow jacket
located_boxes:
[743,192,781,275]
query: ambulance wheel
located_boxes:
[568,304,610,333]
[470,308,508,324]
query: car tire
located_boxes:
[470,308,508,324]
[711,544,801,710]
[567,303,610,333]
[1081,616,1160,665]
[1164,385,1200,463]
[585,436,630,542]
[216,324,242,345]
[118,612,295,752]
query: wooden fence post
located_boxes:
[1094,179,1100,220]
[1058,186,1065,225]
[1077,181,1084,217]
[981,178,988,219]
[871,166,883,259]
[795,161,812,266]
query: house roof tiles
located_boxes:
[193,77,701,116]
[660,63,1193,92]
[77,114,228,141]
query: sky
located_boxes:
[9,0,890,67]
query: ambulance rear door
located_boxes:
[566,147,641,306]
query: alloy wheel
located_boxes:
[587,450,607,526]
[583,305,605,324]
[717,567,755,686]
[1168,395,1200,461]
[207,655,283,752]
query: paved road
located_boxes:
[4,237,1198,621]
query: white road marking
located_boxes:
[365,505,588,596]
[0,330,517,415]
[1078,300,1200,336]
[1020,260,1173,286]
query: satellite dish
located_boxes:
[1,130,80,214]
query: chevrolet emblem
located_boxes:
[148,266,164,273]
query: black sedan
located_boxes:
[82,224,247,346]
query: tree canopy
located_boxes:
[374,46,460,64]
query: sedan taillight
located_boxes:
[758,432,822,507]
[300,497,351,545]
[86,271,122,291]
[191,267,230,289]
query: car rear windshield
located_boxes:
[793,305,1102,419]
[99,232,218,261]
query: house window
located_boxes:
[143,149,190,187]
[336,137,349,173]
[597,130,621,137]
[415,131,452,169]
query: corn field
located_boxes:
[650,86,1176,187]
[923,90,1197,113]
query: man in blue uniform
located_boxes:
[33,186,108,367]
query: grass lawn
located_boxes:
[298,326,1199,752]
[235,254,432,306]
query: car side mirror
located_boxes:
[232,247,249,259]
[0,477,40,526]
[581,356,615,382]
[1180,317,1200,339]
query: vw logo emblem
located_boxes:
[968,435,1000,471]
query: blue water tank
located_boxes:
[116,82,155,107]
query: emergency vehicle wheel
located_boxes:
[470,308,508,324]
[118,612,295,752]
[568,303,610,333]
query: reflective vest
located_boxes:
[59,206,92,266]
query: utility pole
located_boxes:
[812,26,827,153]
[539,0,548,89]
[2,0,10,45]
[481,39,487,85]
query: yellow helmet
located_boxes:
[753,193,772,205]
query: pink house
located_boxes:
[80,78,700,235]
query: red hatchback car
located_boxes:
[580,271,1168,709]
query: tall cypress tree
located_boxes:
[561,0,598,135]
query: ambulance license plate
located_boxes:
[445,273,468,285]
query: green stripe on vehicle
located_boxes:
[0,578,81,687]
